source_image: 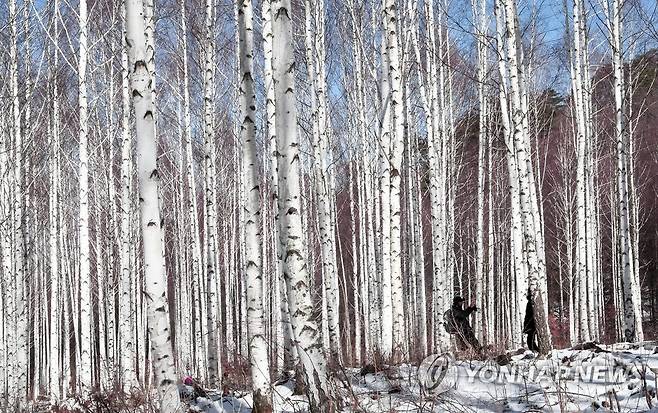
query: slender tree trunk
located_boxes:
[383,0,406,360]
[76,0,93,393]
[179,0,204,375]
[125,0,180,409]
[472,0,488,343]
[603,0,643,342]
[9,0,27,400]
[378,3,393,358]
[271,0,331,409]
[261,0,295,372]
[119,0,138,390]
[496,0,552,353]
[237,1,273,410]
[304,0,341,362]
[202,0,220,386]
[49,0,62,399]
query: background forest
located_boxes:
[1,0,658,410]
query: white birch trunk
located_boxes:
[125,0,180,408]
[1,101,16,404]
[384,0,406,359]
[237,0,273,410]
[179,0,204,374]
[303,0,341,362]
[105,54,118,387]
[119,0,138,390]
[202,0,220,386]
[76,0,93,393]
[499,0,552,353]
[407,0,430,356]
[423,0,451,352]
[604,0,643,342]
[271,0,331,409]
[49,0,62,398]
[9,0,27,399]
[472,0,488,342]
[568,0,599,343]
[378,6,393,358]
[261,0,295,372]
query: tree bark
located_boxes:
[237,0,273,411]
[125,0,180,409]
[271,0,331,410]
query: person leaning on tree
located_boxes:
[445,296,483,354]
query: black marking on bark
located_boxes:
[132,89,142,98]
[147,221,156,227]
[285,249,302,260]
[287,207,297,215]
[155,305,166,312]
[291,309,304,318]
[275,6,290,20]
[150,169,159,179]
[144,110,153,120]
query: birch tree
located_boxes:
[180,0,204,373]
[124,0,180,409]
[378,2,393,358]
[261,0,296,372]
[203,0,221,386]
[472,0,489,342]
[600,0,644,342]
[119,0,138,390]
[271,0,331,409]
[496,0,553,353]
[303,0,341,362]
[49,0,62,399]
[566,0,600,343]
[8,0,28,400]
[237,0,272,410]
[384,0,406,359]
[77,0,93,393]
[424,0,452,353]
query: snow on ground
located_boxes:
[190,342,658,413]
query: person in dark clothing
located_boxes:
[446,296,482,353]
[523,293,540,352]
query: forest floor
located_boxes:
[188,342,658,413]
